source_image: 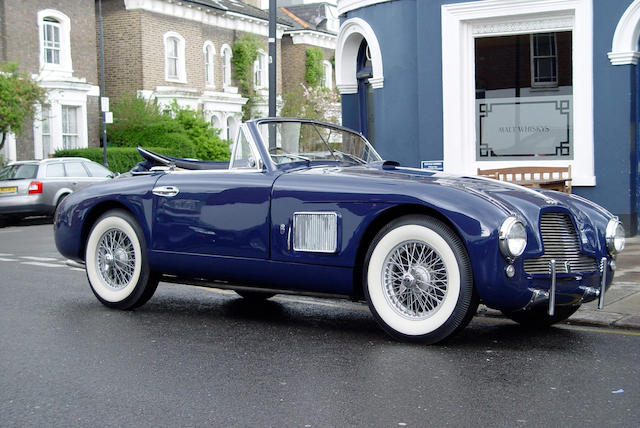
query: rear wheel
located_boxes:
[85,209,158,309]
[501,305,580,328]
[364,215,478,344]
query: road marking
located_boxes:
[70,268,85,272]
[21,261,65,268]
[0,257,18,262]
[20,256,60,262]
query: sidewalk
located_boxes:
[478,235,640,330]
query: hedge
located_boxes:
[54,147,186,173]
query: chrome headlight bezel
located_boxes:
[498,216,527,260]
[605,218,625,254]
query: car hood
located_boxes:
[281,163,612,253]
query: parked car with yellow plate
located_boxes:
[0,157,115,225]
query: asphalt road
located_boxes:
[1,221,639,427]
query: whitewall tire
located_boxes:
[85,209,158,309]
[364,215,477,343]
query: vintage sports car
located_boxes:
[54,118,625,344]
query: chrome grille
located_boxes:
[293,212,338,253]
[524,212,598,274]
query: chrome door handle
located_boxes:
[152,186,180,197]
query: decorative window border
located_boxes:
[163,31,186,83]
[221,44,233,88]
[37,9,73,77]
[335,17,383,94]
[441,0,594,186]
[203,41,216,88]
[253,50,268,90]
[608,0,640,65]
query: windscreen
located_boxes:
[0,164,38,180]
[257,121,381,165]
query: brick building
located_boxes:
[0,0,100,162]
[278,2,338,96]
[100,0,293,143]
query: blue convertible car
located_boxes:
[54,118,625,343]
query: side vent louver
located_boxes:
[293,212,338,253]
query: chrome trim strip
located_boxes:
[549,259,556,316]
[599,257,607,309]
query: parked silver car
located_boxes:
[0,157,115,224]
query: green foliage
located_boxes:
[106,94,230,162]
[232,34,265,120]
[0,62,48,151]
[305,48,325,87]
[53,147,186,173]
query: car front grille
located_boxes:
[523,212,598,274]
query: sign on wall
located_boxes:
[476,95,573,160]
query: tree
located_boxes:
[0,62,48,151]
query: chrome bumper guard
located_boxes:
[523,257,608,315]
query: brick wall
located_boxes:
[100,0,143,100]
[136,10,283,95]
[280,35,333,96]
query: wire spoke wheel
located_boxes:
[96,228,137,290]
[364,215,477,343]
[383,240,448,320]
[85,209,159,309]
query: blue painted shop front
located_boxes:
[337,0,640,234]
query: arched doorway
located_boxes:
[335,17,384,144]
[356,40,375,145]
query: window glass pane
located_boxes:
[231,130,259,169]
[62,106,79,149]
[46,163,65,177]
[84,162,112,177]
[64,162,88,177]
[475,32,572,160]
[0,164,38,179]
[43,22,61,65]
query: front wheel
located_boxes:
[364,215,478,344]
[501,305,580,328]
[85,209,158,309]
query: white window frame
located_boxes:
[221,44,233,88]
[322,60,333,89]
[203,41,215,87]
[441,0,594,186]
[530,33,558,88]
[164,32,186,83]
[253,50,268,89]
[37,9,73,76]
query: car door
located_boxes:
[151,127,275,263]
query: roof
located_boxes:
[184,0,292,25]
[277,3,337,35]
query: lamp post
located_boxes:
[268,0,276,118]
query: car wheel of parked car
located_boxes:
[235,290,276,300]
[501,305,580,328]
[85,209,158,309]
[364,215,477,344]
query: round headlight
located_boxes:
[499,217,527,259]
[606,218,625,254]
